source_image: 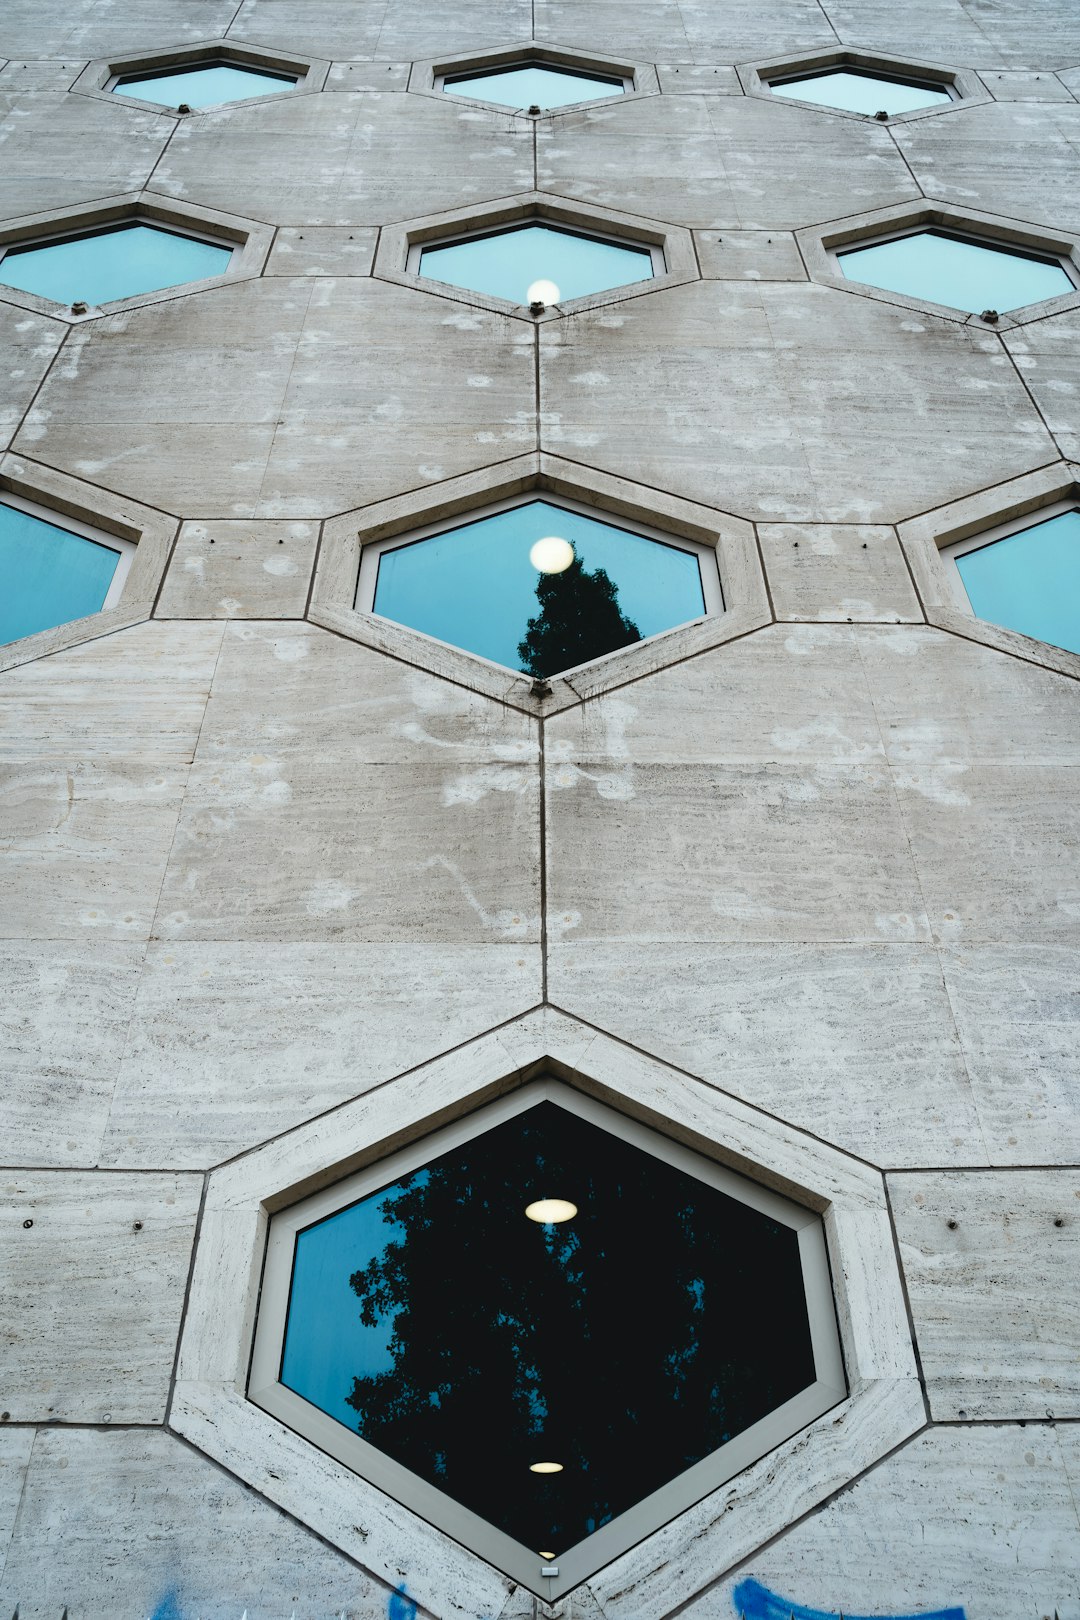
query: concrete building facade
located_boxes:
[1,0,1079,1616]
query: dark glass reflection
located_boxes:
[281,1103,816,1556]
[370,499,707,679]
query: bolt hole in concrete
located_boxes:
[113,60,299,107]
[363,499,713,679]
[954,510,1080,655]
[0,223,232,307]
[442,63,625,110]
[769,68,952,116]
[0,501,134,644]
[837,229,1074,314]
[418,224,654,306]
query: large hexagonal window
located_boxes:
[1,491,134,646]
[111,59,300,108]
[249,1083,845,1595]
[942,501,1080,656]
[414,223,658,310]
[0,219,233,309]
[355,496,722,681]
[837,228,1074,316]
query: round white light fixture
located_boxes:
[526,278,561,307]
[525,1197,578,1223]
[528,536,575,574]
[529,1461,564,1474]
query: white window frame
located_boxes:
[248,1077,846,1600]
[353,493,724,680]
[106,57,303,100]
[831,226,1079,299]
[436,60,633,101]
[766,64,960,109]
[938,496,1080,618]
[2,490,136,613]
[406,221,666,298]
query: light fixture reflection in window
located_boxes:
[528,536,575,574]
[529,1461,565,1474]
[525,1198,578,1223]
[526,277,561,306]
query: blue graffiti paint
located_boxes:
[148,1591,182,1620]
[388,1583,418,1620]
[731,1577,966,1620]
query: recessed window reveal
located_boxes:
[945,506,1080,656]
[1,495,135,645]
[441,62,627,110]
[770,68,952,117]
[416,223,657,307]
[112,60,299,107]
[837,229,1074,314]
[358,498,721,680]
[0,222,234,307]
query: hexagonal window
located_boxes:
[249,1082,845,1596]
[355,496,722,680]
[0,219,233,308]
[439,60,628,110]
[413,221,657,310]
[837,228,1075,316]
[110,58,299,108]
[1,491,135,646]
[942,501,1080,656]
[768,66,953,117]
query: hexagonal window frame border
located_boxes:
[0,453,178,675]
[170,1007,924,1620]
[308,452,768,715]
[0,191,274,323]
[373,190,698,324]
[897,459,1080,681]
[798,201,1080,328]
[738,47,987,125]
[408,40,659,119]
[70,38,331,115]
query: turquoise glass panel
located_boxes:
[444,63,624,109]
[771,69,952,116]
[955,509,1080,656]
[371,499,708,677]
[114,62,298,107]
[418,224,653,305]
[1,503,120,644]
[0,223,232,307]
[838,230,1073,313]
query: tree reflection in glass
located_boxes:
[517,550,641,677]
[281,1104,816,1556]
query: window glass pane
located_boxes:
[280,1102,816,1557]
[955,509,1080,656]
[370,499,707,677]
[838,230,1073,313]
[444,64,624,109]
[418,224,654,305]
[771,68,952,116]
[0,223,233,306]
[0,503,121,643]
[115,62,298,107]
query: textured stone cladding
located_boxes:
[1,0,1079,1617]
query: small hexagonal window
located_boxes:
[0,220,233,308]
[249,1083,845,1595]
[1,492,134,646]
[942,501,1080,656]
[413,222,657,309]
[355,496,722,680]
[111,59,299,108]
[439,61,628,110]
[768,67,953,116]
[837,228,1075,315]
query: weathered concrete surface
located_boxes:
[1004,308,1080,461]
[758,523,923,621]
[0,0,237,58]
[0,312,66,454]
[0,91,169,217]
[155,520,320,618]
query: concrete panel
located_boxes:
[822,0,1072,69]
[0,0,237,58]
[0,1170,201,1422]
[0,942,142,1166]
[0,310,65,454]
[550,942,983,1167]
[0,92,169,220]
[155,520,319,618]
[154,85,532,227]
[891,1168,1080,1420]
[695,228,807,280]
[698,1426,1080,1617]
[983,69,1076,101]
[895,101,1080,236]
[264,224,378,275]
[537,94,918,230]
[656,65,742,93]
[941,945,1080,1166]
[0,1430,33,1582]
[0,61,87,89]
[0,1429,392,1620]
[1004,308,1080,462]
[231,0,531,59]
[534,0,836,61]
[101,941,541,1168]
[759,523,923,621]
[327,62,411,91]
[539,281,1054,523]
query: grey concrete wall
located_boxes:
[1,1,1079,1616]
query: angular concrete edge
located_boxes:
[171,1009,922,1620]
[737,48,988,124]
[797,201,1080,329]
[372,189,699,325]
[0,192,275,324]
[407,39,659,117]
[309,452,768,714]
[0,454,179,674]
[897,459,1080,680]
[70,37,332,114]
